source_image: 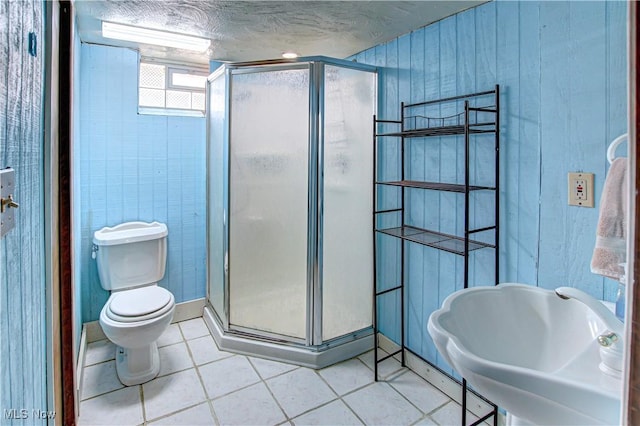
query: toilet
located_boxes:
[93,221,175,386]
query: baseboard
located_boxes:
[377,333,506,426]
[76,326,87,410]
[84,321,106,343]
[171,297,206,323]
[203,306,373,369]
[83,298,206,343]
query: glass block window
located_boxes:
[139,59,208,115]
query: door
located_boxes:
[0,1,50,424]
[228,66,311,341]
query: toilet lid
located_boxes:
[109,286,172,318]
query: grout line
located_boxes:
[79,383,126,403]
[82,356,116,369]
[286,395,342,423]
[194,352,237,369]
[80,385,126,403]
[182,327,222,425]
[246,356,299,381]
[287,396,343,424]
[313,367,340,399]
[139,385,147,425]
[204,373,263,402]
[385,370,436,417]
[144,401,211,425]
[205,398,221,426]
[98,325,461,426]
[410,413,439,426]
[246,357,290,422]
[338,395,367,426]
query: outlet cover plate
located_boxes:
[568,172,594,208]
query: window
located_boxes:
[138,60,208,116]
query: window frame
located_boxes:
[137,58,208,117]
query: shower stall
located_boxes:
[204,57,377,368]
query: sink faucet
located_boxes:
[555,286,624,378]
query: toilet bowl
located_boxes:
[93,221,175,386]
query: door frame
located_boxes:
[51,1,639,423]
[625,0,639,422]
[45,1,75,424]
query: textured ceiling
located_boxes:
[75,1,485,65]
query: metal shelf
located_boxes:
[376,180,495,192]
[372,86,500,426]
[376,122,496,138]
[376,225,494,256]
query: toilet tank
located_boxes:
[93,221,168,291]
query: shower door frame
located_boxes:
[207,57,378,349]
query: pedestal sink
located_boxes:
[427,283,621,425]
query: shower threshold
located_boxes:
[203,305,374,369]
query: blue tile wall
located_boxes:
[354,1,627,372]
[78,44,207,322]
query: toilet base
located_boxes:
[114,342,160,386]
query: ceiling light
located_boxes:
[102,21,210,52]
[282,52,298,59]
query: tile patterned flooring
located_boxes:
[79,318,477,426]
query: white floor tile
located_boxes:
[84,340,116,366]
[212,382,286,426]
[413,416,438,425]
[78,386,143,426]
[80,318,459,426]
[248,357,298,380]
[358,349,405,379]
[428,401,479,426]
[187,335,233,365]
[82,360,124,400]
[143,369,207,421]
[292,400,362,426]
[179,318,210,340]
[198,356,261,399]
[266,368,337,419]
[342,382,422,426]
[318,358,373,396]
[159,342,194,376]
[158,324,184,348]
[148,402,216,425]
[387,370,450,414]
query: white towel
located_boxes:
[590,157,627,280]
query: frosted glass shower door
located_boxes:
[322,65,375,341]
[207,71,227,321]
[229,67,310,340]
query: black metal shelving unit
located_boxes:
[372,86,500,426]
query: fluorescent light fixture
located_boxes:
[102,21,210,52]
[282,52,298,59]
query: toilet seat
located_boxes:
[105,286,174,323]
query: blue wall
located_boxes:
[78,44,207,322]
[355,1,627,371]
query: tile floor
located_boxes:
[79,318,480,426]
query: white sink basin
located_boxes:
[427,283,621,425]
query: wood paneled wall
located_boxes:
[0,0,48,423]
[354,0,627,372]
[77,44,207,322]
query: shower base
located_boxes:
[203,305,374,369]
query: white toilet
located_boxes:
[93,221,176,386]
